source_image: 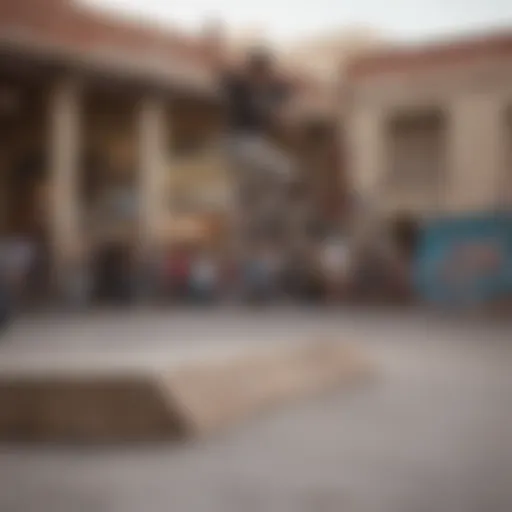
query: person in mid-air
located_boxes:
[220,47,295,183]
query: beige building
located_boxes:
[344,30,512,238]
[0,0,342,302]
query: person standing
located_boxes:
[320,236,350,302]
[190,250,218,303]
[0,235,34,326]
[168,248,192,302]
[63,240,92,311]
[0,241,13,329]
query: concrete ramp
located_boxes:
[0,341,372,442]
[0,375,189,442]
[165,341,371,436]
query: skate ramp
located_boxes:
[0,340,372,442]
[166,341,371,436]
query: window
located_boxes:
[387,110,445,204]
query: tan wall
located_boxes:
[447,92,506,212]
[346,59,512,220]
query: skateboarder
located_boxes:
[221,48,295,179]
[221,48,296,263]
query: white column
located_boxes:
[48,78,82,286]
[138,96,168,254]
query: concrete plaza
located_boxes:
[0,307,511,512]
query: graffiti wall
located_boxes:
[414,212,512,307]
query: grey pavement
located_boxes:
[0,307,511,512]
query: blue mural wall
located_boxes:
[414,212,512,307]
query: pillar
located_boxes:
[447,92,505,213]
[48,78,82,293]
[138,96,168,250]
[136,96,168,299]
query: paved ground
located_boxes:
[0,307,511,512]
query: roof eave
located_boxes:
[0,27,218,98]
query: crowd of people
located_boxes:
[156,241,350,305]
[166,243,350,306]
[0,235,43,326]
[0,229,418,333]
[0,236,353,322]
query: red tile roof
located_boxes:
[0,0,217,68]
[0,0,329,111]
[345,29,512,81]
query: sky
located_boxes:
[81,0,512,45]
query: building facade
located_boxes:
[344,30,512,236]
[0,0,343,302]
